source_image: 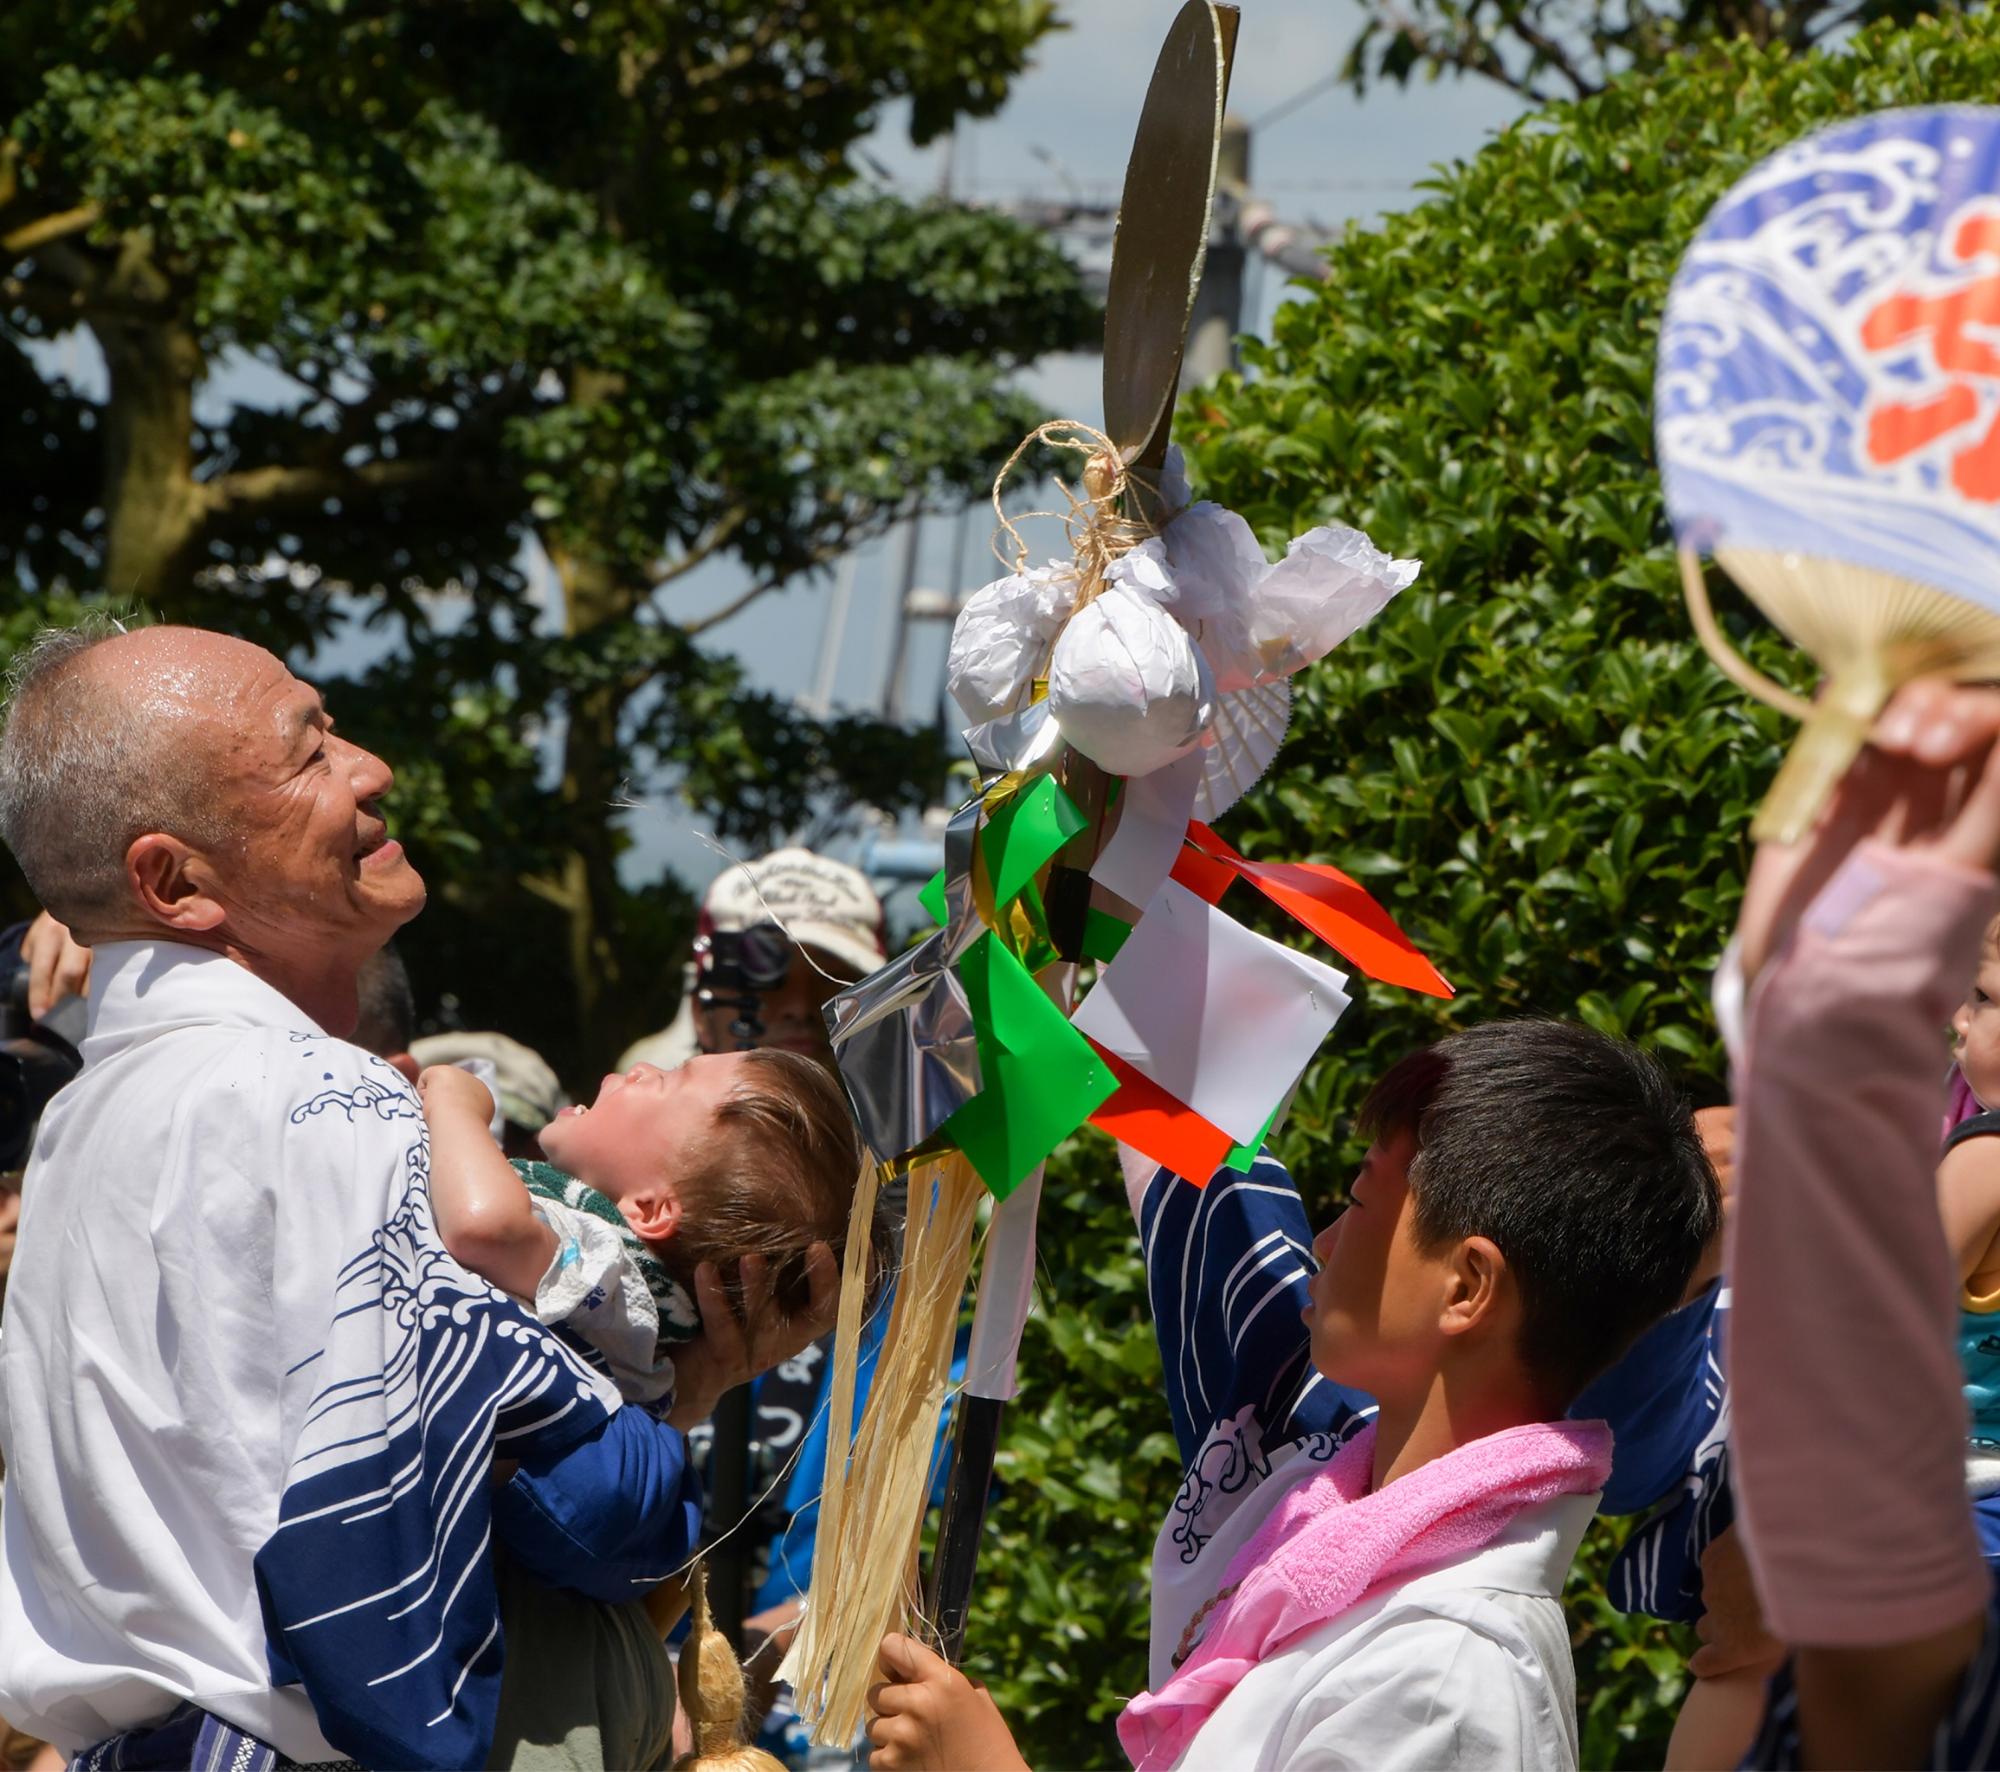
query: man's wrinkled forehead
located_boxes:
[94,627,313,758]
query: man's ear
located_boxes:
[1440,1234,1508,1338]
[620,1186,683,1246]
[127,834,226,934]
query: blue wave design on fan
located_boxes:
[1657,105,2000,615]
[255,1127,616,1770]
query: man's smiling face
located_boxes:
[161,630,425,962]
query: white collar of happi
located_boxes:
[84,938,328,1062]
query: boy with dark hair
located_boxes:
[866,1019,1719,1772]
[1357,1021,1720,1403]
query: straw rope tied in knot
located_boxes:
[988,419,1168,625]
[979,420,1220,784]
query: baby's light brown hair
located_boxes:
[658,1047,884,1318]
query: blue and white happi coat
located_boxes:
[0,943,699,1770]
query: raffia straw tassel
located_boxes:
[781,1153,987,1747]
[673,1561,784,1772]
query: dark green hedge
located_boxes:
[975,14,2000,1767]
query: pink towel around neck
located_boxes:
[1116,1417,1612,1771]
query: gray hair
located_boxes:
[0,617,226,929]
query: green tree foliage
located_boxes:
[0,0,1094,1068]
[1341,0,1967,108]
[976,14,2000,1765]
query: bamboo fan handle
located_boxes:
[1677,546,1814,723]
[1749,670,1890,846]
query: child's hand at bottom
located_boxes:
[866,1633,1030,1772]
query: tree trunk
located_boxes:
[552,538,638,1068]
[92,307,205,606]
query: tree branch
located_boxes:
[519,871,583,913]
[3,203,103,257]
[681,4,812,88]
[30,239,111,299]
[1500,12,1596,97]
[1,275,88,326]
[202,456,441,517]
[1373,5,1568,100]
[679,575,784,638]
[691,73,839,116]
[649,505,749,588]
[674,537,845,638]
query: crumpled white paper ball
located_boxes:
[1108,502,1418,693]
[945,561,1078,724]
[1047,583,1214,777]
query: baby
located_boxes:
[418,1048,867,1411]
[1941,912,2000,1516]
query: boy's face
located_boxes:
[1954,939,2000,1109]
[536,1052,752,1210]
[1305,1129,1454,1399]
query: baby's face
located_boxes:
[1954,943,2000,1110]
[537,1052,753,1205]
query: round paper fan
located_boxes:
[1195,678,1290,822]
[1657,105,2000,841]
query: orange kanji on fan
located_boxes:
[1861,210,2000,501]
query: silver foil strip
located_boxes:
[964,698,1064,784]
[824,794,990,1165]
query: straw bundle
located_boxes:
[779,1153,987,1746]
[1681,545,2000,842]
[670,1561,785,1772]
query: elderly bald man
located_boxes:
[0,621,832,1770]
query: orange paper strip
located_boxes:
[1085,1043,1232,1187]
[1185,823,1454,999]
[1168,841,1235,906]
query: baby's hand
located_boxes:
[417,1064,495,1127]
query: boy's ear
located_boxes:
[620,1186,682,1246]
[1440,1235,1508,1337]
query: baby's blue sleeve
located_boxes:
[496,1408,704,1602]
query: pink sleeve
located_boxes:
[1729,841,1995,1646]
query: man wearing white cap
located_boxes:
[621,847,886,1072]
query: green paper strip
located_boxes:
[1009,876,1059,973]
[943,931,1116,1199]
[918,868,948,927]
[1081,906,1133,963]
[981,775,1087,912]
[1224,1096,1287,1173]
